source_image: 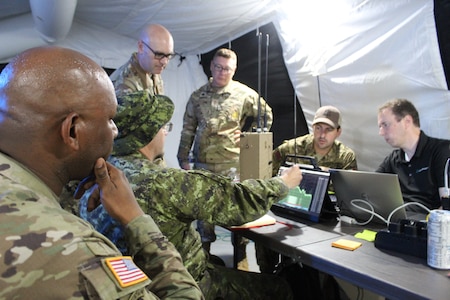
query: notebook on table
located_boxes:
[329,169,408,224]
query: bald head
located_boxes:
[140,24,174,48]
[137,24,174,74]
[0,46,118,193]
[1,46,113,131]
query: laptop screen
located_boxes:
[271,167,331,222]
[330,169,407,224]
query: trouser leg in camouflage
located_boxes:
[197,220,216,253]
[255,242,280,274]
[198,263,293,300]
[231,232,249,271]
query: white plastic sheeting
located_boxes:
[275,0,450,170]
[0,0,448,170]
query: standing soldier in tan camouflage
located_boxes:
[257,105,358,274]
[110,23,175,98]
[78,91,301,300]
[177,48,273,270]
[108,23,175,169]
[0,46,203,300]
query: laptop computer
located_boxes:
[271,166,335,223]
[330,169,407,224]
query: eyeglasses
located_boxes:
[141,40,176,60]
[163,122,173,132]
[212,63,234,74]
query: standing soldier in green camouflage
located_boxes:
[257,105,358,274]
[79,91,301,299]
[0,46,203,300]
[110,23,175,98]
[177,48,273,270]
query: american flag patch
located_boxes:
[105,256,148,288]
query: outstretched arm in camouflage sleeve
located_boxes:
[143,165,302,227]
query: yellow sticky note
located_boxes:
[354,229,377,242]
[332,239,362,251]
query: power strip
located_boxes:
[374,219,427,258]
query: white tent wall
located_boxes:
[0,0,449,171]
[161,55,208,168]
[275,0,450,171]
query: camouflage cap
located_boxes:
[113,91,174,156]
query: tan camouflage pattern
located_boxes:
[110,53,164,98]
[0,152,203,300]
[177,79,273,169]
[255,133,357,274]
[272,133,358,176]
[101,153,291,299]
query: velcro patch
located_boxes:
[104,256,148,288]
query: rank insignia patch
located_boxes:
[105,256,148,288]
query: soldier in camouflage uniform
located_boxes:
[176,48,273,270]
[110,24,175,98]
[272,106,357,175]
[257,105,358,274]
[78,91,302,299]
[0,46,202,300]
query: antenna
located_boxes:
[263,33,269,131]
[239,30,273,181]
[256,31,262,132]
[294,88,298,163]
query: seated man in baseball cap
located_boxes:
[257,105,358,279]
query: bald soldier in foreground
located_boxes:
[0,46,203,299]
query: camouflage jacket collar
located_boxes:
[205,78,239,95]
[0,151,60,206]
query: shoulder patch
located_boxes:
[104,256,149,288]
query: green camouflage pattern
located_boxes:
[108,153,287,278]
[110,53,164,97]
[256,133,357,274]
[272,133,358,176]
[177,79,273,168]
[113,91,174,156]
[81,152,291,299]
[59,179,81,215]
[199,263,293,300]
[0,152,203,300]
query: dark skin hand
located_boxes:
[75,161,302,222]
[75,158,144,225]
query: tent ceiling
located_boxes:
[0,0,278,65]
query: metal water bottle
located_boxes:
[427,209,450,269]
